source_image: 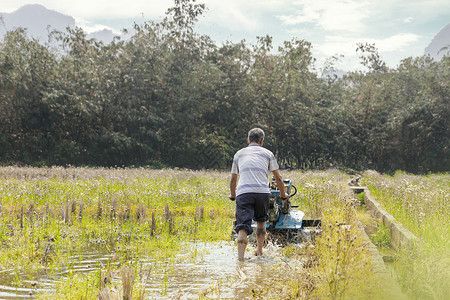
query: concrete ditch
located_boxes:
[349,186,418,251]
[355,220,407,299]
[349,185,418,299]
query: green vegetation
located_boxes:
[357,191,365,204]
[362,171,450,299]
[370,223,391,248]
[0,167,232,268]
[0,0,448,172]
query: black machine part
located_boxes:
[270,178,297,214]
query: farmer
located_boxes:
[229,128,289,261]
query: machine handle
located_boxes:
[289,185,297,197]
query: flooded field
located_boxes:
[0,167,405,299]
[0,241,303,299]
[0,252,117,299]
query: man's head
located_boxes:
[248,128,265,145]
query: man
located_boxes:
[229,128,288,261]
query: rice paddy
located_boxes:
[0,167,446,299]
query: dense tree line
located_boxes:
[0,0,449,173]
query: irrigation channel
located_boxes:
[0,241,302,299]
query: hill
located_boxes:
[0,4,117,43]
[0,4,74,41]
[425,23,450,61]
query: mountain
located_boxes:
[0,4,75,41]
[0,4,118,43]
[425,23,450,61]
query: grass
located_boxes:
[369,223,391,248]
[0,167,234,298]
[262,170,384,299]
[0,167,413,299]
[361,170,450,299]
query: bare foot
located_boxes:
[254,250,263,256]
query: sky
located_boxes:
[1,0,449,71]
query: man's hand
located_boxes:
[272,169,289,199]
[229,195,236,201]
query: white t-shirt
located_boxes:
[231,143,279,196]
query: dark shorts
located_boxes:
[235,193,270,235]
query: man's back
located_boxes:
[231,143,278,196]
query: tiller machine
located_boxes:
[232,178,321,243]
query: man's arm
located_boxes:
[272,169,288,198]
[229,173,238,200]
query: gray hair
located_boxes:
[248,128,265,143]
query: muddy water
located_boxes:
[0,242,301,299]
[143,241,301,299]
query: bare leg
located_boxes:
[255,221,266,256]
[237,229,248,261]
